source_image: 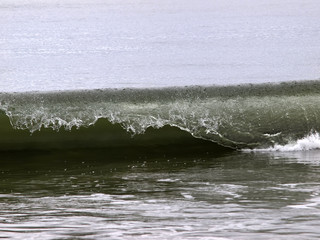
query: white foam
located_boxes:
[256,132,320,152]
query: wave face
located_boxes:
[1,80,320,150]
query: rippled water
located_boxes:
[1,0,320,239]
[1,0,320,92]
[1,149,320,239]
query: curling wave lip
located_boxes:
[1,80,320,150]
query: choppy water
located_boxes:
[1,149,320,239]
[1,0,320,239]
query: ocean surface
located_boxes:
[1,0,320,239]
[1,0,320,91]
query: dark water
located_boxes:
[1,146,320,239]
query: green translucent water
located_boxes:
[2,81,320,150]
[2,0,320,238]
[2,81,320,239]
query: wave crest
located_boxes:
[1,81,320,150]
[251,132,320,152]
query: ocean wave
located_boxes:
[1,80,320,150]
[249,132,320,152]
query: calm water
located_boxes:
[1,149,320,239]
[1,0,320,92]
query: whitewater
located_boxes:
[2,1,320,240]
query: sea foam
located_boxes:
[251,132,320,152]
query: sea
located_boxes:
[1,0,320,239]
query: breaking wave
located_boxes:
[249,132,320,152]
[1,80,320,151]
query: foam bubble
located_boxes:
[254,132,320,152]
